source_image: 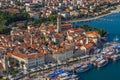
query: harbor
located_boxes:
[48,42,120,80]
[24,42,120,80]
[73,10,120,80]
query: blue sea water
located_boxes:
[72,12,120,42]
[72,12,120,80]
[78,61,120,80]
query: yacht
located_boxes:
[75,63,92,73]
[97,59,108,68]
[114,35,119,42]
[111,54,120,61]
[94,57,103,65]
[49,69,78,80]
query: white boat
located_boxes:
[113,35,119,42]
[95,58,103,63]
[111,55,120,61]
[97,59,108,68]
[61,74,78,80]
[106,52,114,56]
[49,69,78,80]
[75,63,92,73]
[90,56,98,62]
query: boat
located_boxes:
[49,69,78,80]
[114,35,119,42]
[75,63,92,73]
[95,57,103,63]
[97,59,108,68]
[61,74,78,80]
[111,54,120,61]
[90,56,99,62]
[105,51,114,59]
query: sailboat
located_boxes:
[114,35,119,42]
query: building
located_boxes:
[52,48,74,62]
[7,52,45,69]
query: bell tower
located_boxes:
[57,13,61,33]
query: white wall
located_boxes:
[53,50,73,61]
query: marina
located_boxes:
[73,11,120,80]
[46,42,120,80]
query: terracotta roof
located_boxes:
[38,52,45,57]
[7,53,12,57]
[86,31,99,35]
[61,23,72,27]
[13,52,26,59]
[84,42,94,49]
[69,28,84,32]
[55,33,63,37]
[28,54,36,59]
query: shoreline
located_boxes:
[65,6,120,23]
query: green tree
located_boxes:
[21,61,25,70]
[4,71,9,79]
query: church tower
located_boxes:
[57,14,61,33]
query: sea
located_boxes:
[71,12,120,80]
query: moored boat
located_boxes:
[97,59,108,68]
[75,63,92,73]
[111,54,120,61]
[48,69,78,80]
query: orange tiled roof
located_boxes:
[69,28,84,32]
[55,33,63,37]
[38,52,45,57]
[86,31,99,35]
[7,53,12,57]
[13,52,26,59]
[28,54,36,59]
[61,23,72,27]
[84,42,94,49]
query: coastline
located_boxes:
[65,6,120,23]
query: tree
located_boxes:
[4,71,9,79]
[21,61,25,70]
[0,25,11,34]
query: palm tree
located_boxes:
[21,61,25,70]
[4,71,9,80]
[12,71,16,80]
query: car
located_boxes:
[50,63,56,67]
[30,68,36,72]
[23,70,28,74]
[36,67,41,71]
[39,66,44,70]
